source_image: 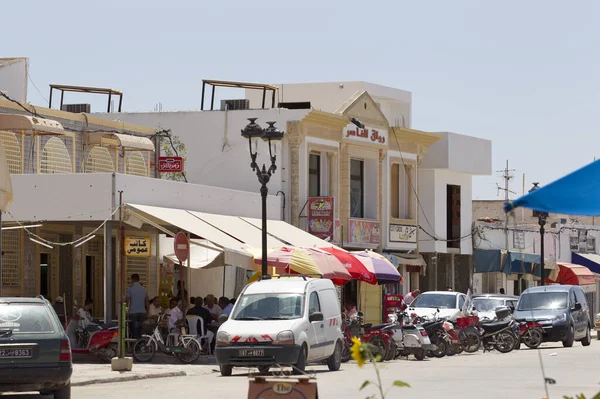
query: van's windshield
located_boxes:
[231,293,305,321]
[517,292,568,311]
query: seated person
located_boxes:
[167,298,185,333]
[187,297,214,351]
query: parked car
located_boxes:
[215,276,344,376]
[407,291,467,321]
[472,294,519,321]
[0,296,72,398]
[513,285,592,347]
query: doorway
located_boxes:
[40,253,50,299]
[85,256,95,302]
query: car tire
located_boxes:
[220,365,233,377]
[53,383,71,399]
[581,327,592,347]
[327,341,342,371]
[293,345,307,375]
[563,325,575,348]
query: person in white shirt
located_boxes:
[147,297,162,320]
[204,295,222,326]
[167,298,185,332]
[219,297,234,316]
[404,289,421,306]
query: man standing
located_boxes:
[126,273,149,339]
[404,289,421,306]
[499,288,506,294]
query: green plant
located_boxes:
[563,393,600,399]
[350,337,410,399]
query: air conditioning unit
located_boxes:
[61,103,91,113]
[220,99,249,111]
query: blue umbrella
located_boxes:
[504,160,600,215]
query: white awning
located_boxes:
[240,217,336,248]
[127,204,254,270]
[85,132,154,152]
[190,211,287,249]
[163,239,222,269]
[0,114,66,136]
[0,142,13,212]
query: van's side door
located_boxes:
[307,291,326,360]
[574,287,589,337]
[318,288,342,358]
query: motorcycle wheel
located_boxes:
[413,348,426,361]
[523,328,543,349]
[384,340,397,361]
[445,342,456,356]
[431,339,447,358]
[494,331,516,353]
[98,343,118,363]
[462,331,481,353]
[132,337,155,362]
[177,339,201,364]
[367,336,388,362]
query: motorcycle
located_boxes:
[516,321,544,349]
[478,306,518,353]
[454,315,482,353]
[341,313,361,363]
[361,319,395,362]
[412,313,450,358]
[65,312,119,363]
[383,311,432,361]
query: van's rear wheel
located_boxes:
[327,341,342,371]
[219,365,233,377]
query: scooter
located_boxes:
[412,312,450,358]
[384,311,432,361]
[454,315,482,353]
[361,314,395,362]
[516,321,544,349]
[65,313,119,362]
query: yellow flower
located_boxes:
[350,336,368,367]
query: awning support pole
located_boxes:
[0,210,3,297]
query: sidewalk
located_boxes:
[72,356,219,387]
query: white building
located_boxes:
[0,57,28,103]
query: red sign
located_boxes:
[348,218,381,245]
[158,156,184,173]
[174,232,189,263]
[307,197,334,240]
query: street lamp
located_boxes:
[529,182,548,286]
[241,118,284,278]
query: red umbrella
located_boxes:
[320,247,377,285]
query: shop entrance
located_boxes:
[86,255,95,302]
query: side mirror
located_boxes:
[309,312,324,322]
[574,303,582,311]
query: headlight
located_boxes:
[274,330,294,345]
[554,313,567,321]
[216,331,230,346]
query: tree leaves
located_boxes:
[360,381,371,391]
[392,381,410,388]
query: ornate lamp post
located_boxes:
[241,118,284,278]
[529,182,548,286]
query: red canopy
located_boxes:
[546,263,595,286]
[320,247,377,285]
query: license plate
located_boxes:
[0,348,32,358]
[237,349,264,357]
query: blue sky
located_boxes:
[4,0,599,200]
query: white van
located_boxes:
[215,277,344,376]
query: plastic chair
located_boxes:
[186,315,214,355]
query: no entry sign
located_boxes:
[174,232,189,263]
[158,156,184,173]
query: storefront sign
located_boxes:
[124,237,151,257]
[343,124,388,145]
[389,224,417,243]
[513,231,525,249]
[158,156,184,173]
[348,218,381,245]
[307,197,334,240]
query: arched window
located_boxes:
[40,137,72,174]
[127,151,147,177]
[83,146,114,173]
[0,131,22,174]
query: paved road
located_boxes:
[5,341,600,398]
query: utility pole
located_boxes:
[497,160,516,250]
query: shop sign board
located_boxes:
[307,197,334,240]
[158,156,184,173]
[124,237,151,257]
[343,124,388,146]
[348,218,381,245]
[389,224,417,243]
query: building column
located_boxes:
[339,144,350,245]
[378,149,386,252]
[103,221,113,322]
[287,121,302,227]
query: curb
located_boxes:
[72,371,187,387]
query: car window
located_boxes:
[518,292,568,311]
[0,303,55,333]
[570,291,577,308]
[574,288,586,306]
[508,300,517,309]
[308,292,321,315]
[231,293,304,320]
[458,295,465,310]
[472,298,504,312]
[411,294,457,309]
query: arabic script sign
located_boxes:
[343,124,388,146]
[389,224,417,243]
[124,237,152,257]
[158,156,184,173]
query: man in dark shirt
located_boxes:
[187,297,212,337]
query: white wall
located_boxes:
[93,109,309,197]
[417,169,473,254]
[0,58,28,103]
[5,173,281,222]
[245,81,412,127]
[420,132,492,176]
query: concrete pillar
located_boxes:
[104,221,113,322]
[287,121,302,227]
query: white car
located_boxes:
[215,277,344,376]
[407,291,467,322]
